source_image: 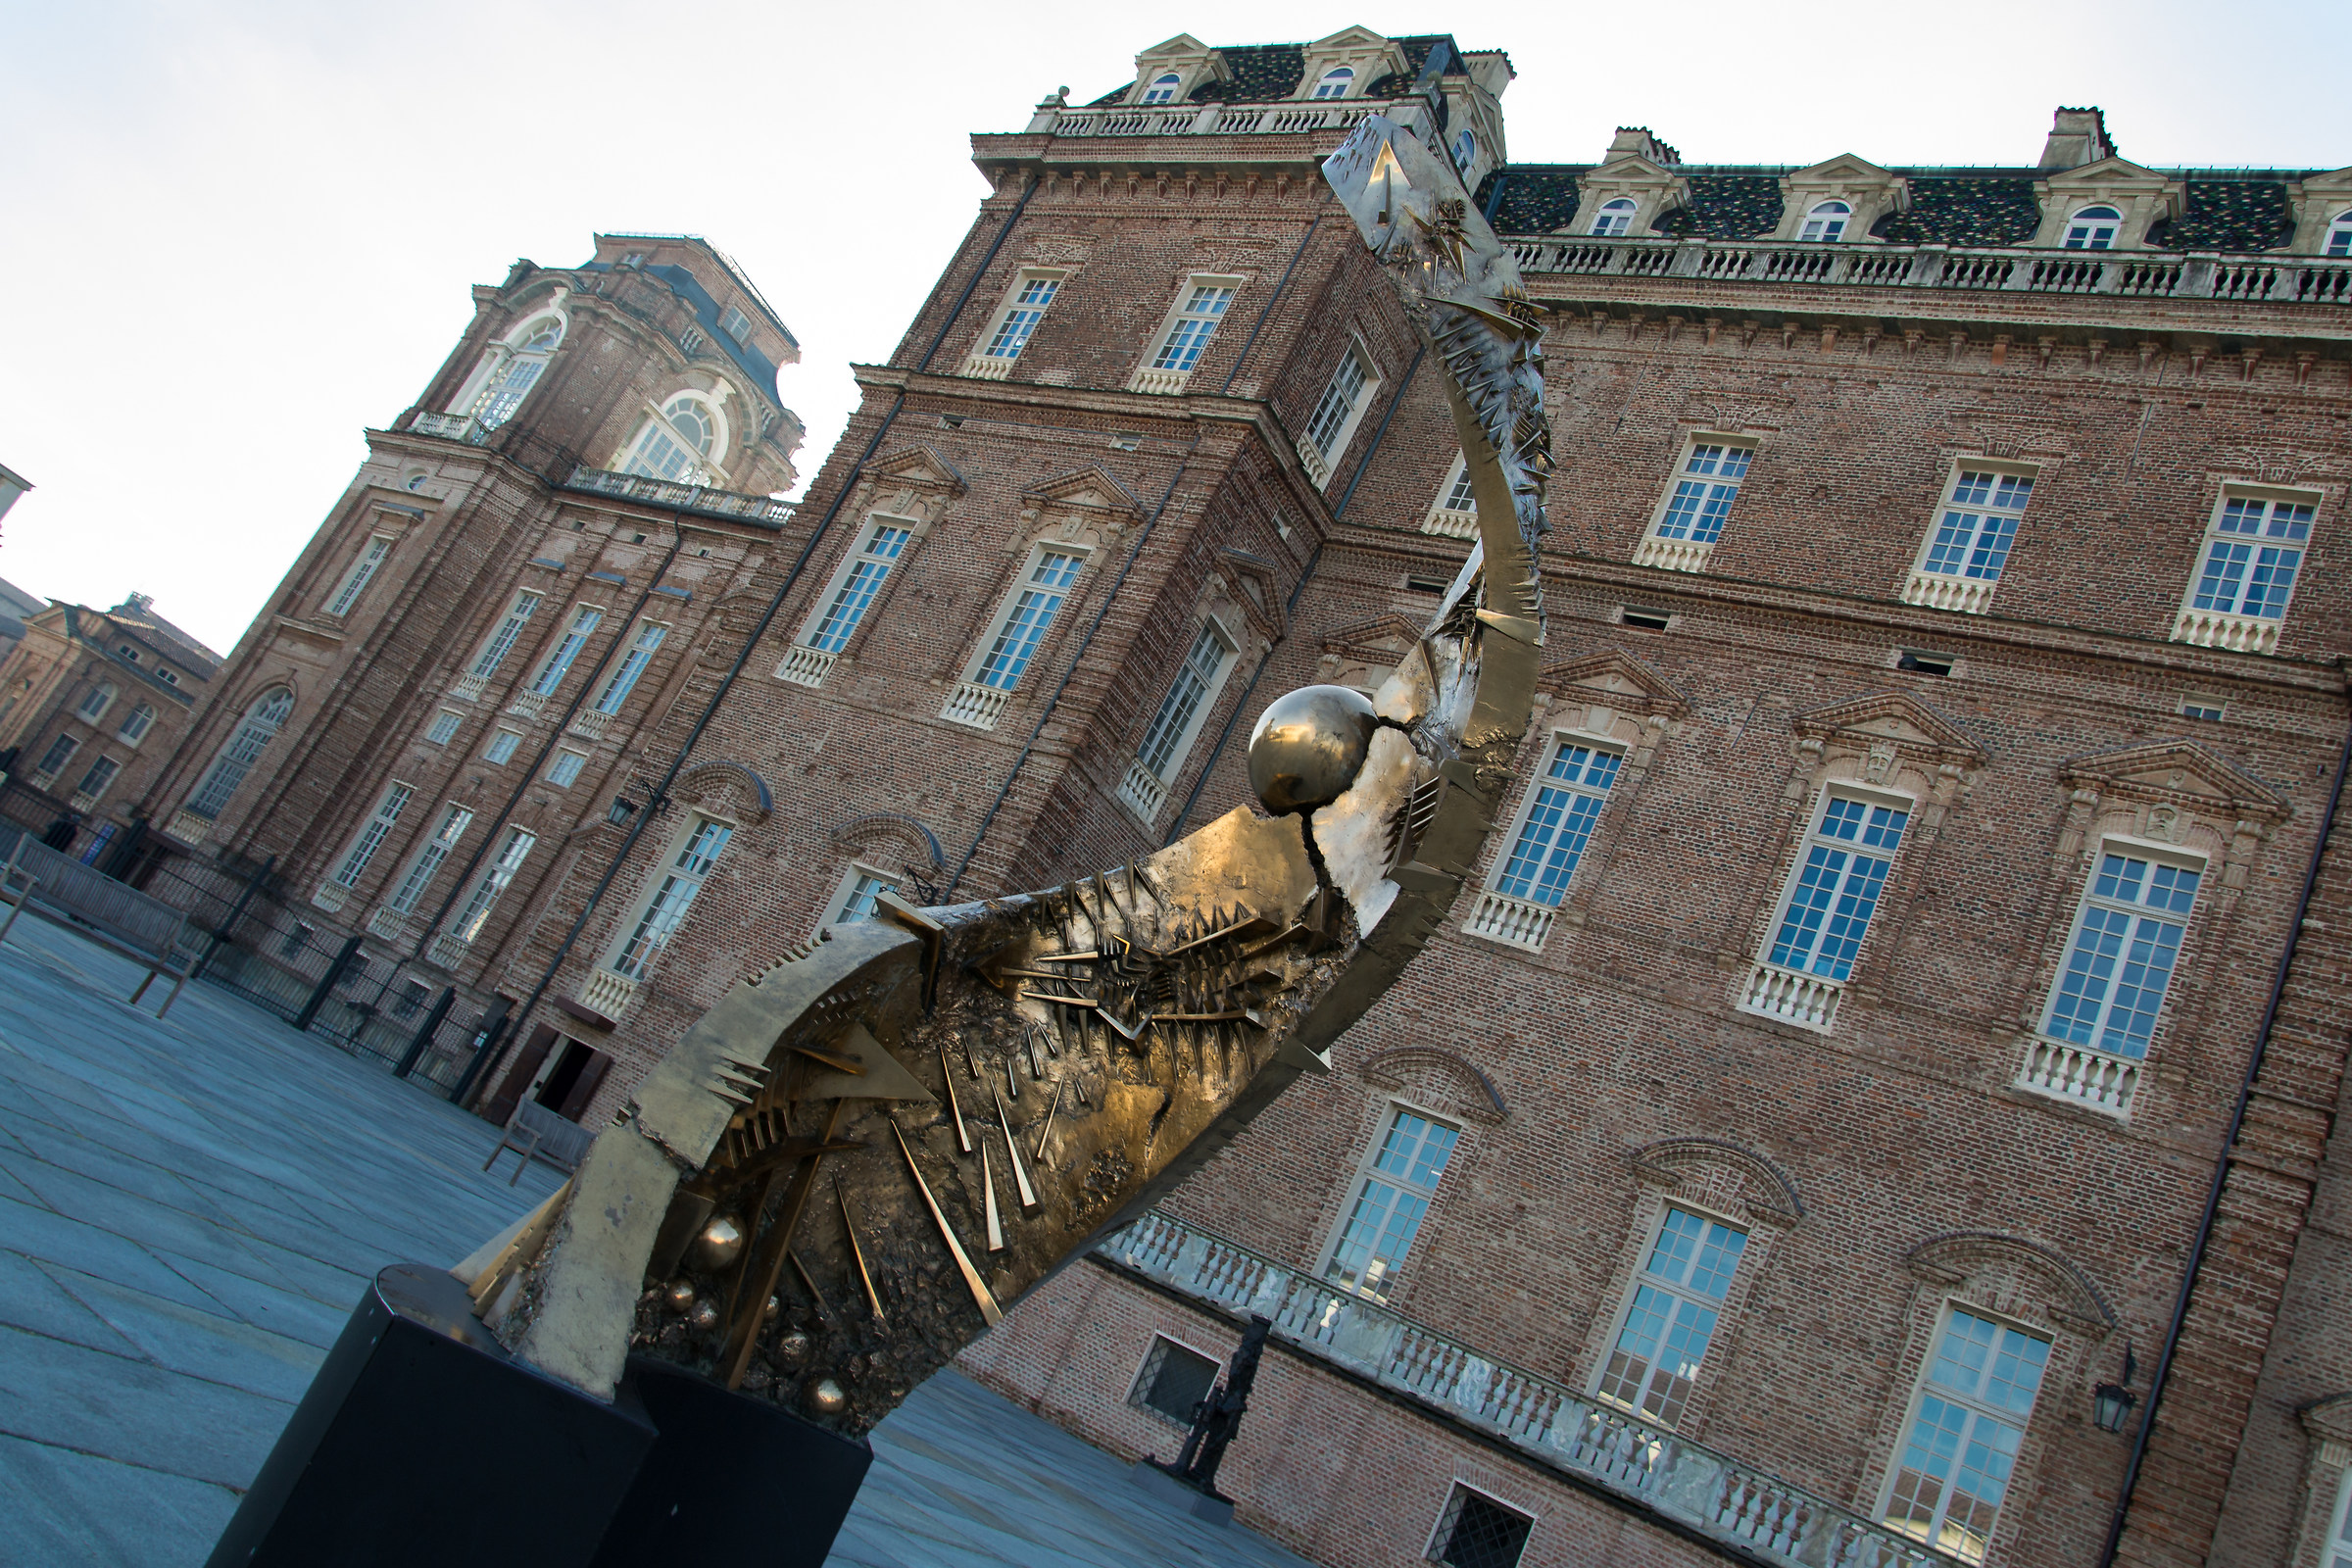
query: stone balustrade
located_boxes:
[560,466,794,529]
[775,645,837,689]
[579,968,638,1019]
[1634,535,1716,574]
[1117,759,1168,824]
[1902,569,1998,615]
[2017,1036,2138,1118]
[1740,960,1844,1032]
[1422,507,1478,539]
[2172,606,2280,655]
[941,681,1011,730]
[1461,888,1556,953]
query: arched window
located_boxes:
[117,703,155,744]
[1451,129,1477,172]
[618,394,723,483]
[185,687,293,822]
[75,682,116,723]
[1141,72,1182,104]
[1312,66,1353,100]
[2065,205,2122,250]
[2328,210,2352,257]
[467,313,565,431]
[1592,198,1639,237]
[1799,200,1852,242]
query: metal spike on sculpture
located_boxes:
[462,117,1553,1440]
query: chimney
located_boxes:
[1607,126,1681,166]
[123,592,154,613]
[2039,107,2115,171]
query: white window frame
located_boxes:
[1591,1204,1750,1431]
[1139,71,1183,104]
[75,682,115,723]
[959,542,1092,696]
[968,270,1066,371]
[2035,837,2205,1064]
[2328,211,2352,258]
[590,619,668,716]
[1132,274,1244,392]
[1424,1481,1536,1568]
[1119,617,1239,823]
[332,782,414,889]
[32,732,76,779]
[1636,434,1756,573]
[2320,1464,2352,1568]
[385,803,473,915]
[819,861,899,928]
[424,710,463,747]
[791,515,916,662]
[526,604,606,698]
[616,393,728,486]
[1125,1332,1226,1427]
[1424,451,1480,537]
[1739,781,1914,1032]
[1310,66,1354,99]
[74,754,121,804]
[2178,694,2226,723]
[718,305,754,346]
[1315,1101,1462,1305]
[1591,197,1638,237]
[607,814,734,981]
[1488,731,1625,908]
[450,310,565,427]
[451,826,537,945]
[116,703,155,746]
[185,688,293,821]
[2173,483,2320,654]
[1799,200,1851,242]
[1904,461,2037,615]
[546,749,587,787]
[1878,1304,2052,1565]
[467,590,546,683]
[326,533,394,617]
[1298,337,1381,490]
[484,729,523,764]
[2065,205,2122,250]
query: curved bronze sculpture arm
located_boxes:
[468,117,1553,1436]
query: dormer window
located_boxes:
[620,393,723,483]
[1799,200,1851,242]
[1312,66,1354,100]
[718,305,754,346]
[1451,129,1477,174]
[1141,72,1182,104]
[2328,211,2352,257]
[466,312,565,430]
[2066,205,2122,249]
[1592,198,1638,237]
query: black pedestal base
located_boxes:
[207,1265,872,1568]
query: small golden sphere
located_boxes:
[689,1216,745,1274]
[686,1299,720,1333]
[774,1329,812,1368]
[662,1279,697,1314]
[808,1378,849,1416]
[1247,685,1378,813]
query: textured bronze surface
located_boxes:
[478,114,1550,1438]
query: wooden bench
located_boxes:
[482,1098,596,1185]
[0,834,197,1018]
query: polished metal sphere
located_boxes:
[1248,685,1379,814]
[808,1378,849,1416]
[774,1329,812,1368]
[689,1216,744,1274]
[686,1298,720,1333]
[662,1278,697,1314]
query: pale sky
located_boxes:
[3,0,2344,654]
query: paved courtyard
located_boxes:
[0,913,1312,1568]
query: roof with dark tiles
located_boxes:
[1092,34,1469,106]
[1875,179,2042,246]
[2152,179,2298,251]
[1652,175,1785,240]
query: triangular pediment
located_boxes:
[1793,691,1987,762]
[1212,548,1285,640]
[864,443,966,496]
[1585,153,1687,191]
[2059,738,2288,819]
[1538,647,1690,716]
[2041,155,2172,192]
[1309,24,1391,52]
[1319,613,1421,662]
[1788,153,1896,185]
[1136,32,1209,63]
[1022,465,1142,517]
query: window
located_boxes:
[452,827,537,945]
[619,394,722,483]
[2065,205,2121,249]
[1140,71,1182,104]
[74,756,120,801]
[1493,740,1621,907]
[157,667,178,687]
[1920,470,2034,585]
[1591,197,1638,237]
[77,822,118,867]
[592,620,667,715]
[1883,1308,2050,1564]
[425,710,463,747]
[2321,1467,2352,1568]
[547,750,586,787]
[612,816,733,980]
[1428,1484,1533,1568]
[75,683,115,723]
[1147,282,1237,374]
[1311,66,1353,99]
[1441,457,1477,514]
[116,704,154,745]
[718,305,753,345]
[1129,1336,1219,1425]
[185,687,293,820]
[1800,200,1851,242]
[528,606,605,697]
[469,590,545,681]
[831,868,897,925]
[2188,492,2315,625]
[2329,211,2352,258]
[386,804,472,914]
[1653,441,1753,546]
[1595,1208,1747,1429]
[484,730,522,764]
[115,644,140,664]
[2179,696,2226,722]
[33,733,76,776]
[1324,1106,1459,1302]
[332,783,413,888]
[467,315,564,430]
[1304,347,1373,461]
[1135,622,1235,785]
[1766,793,1910,982]
[1451,129,1477,173]
[806,522,911,654]
[979,274,1060,363]
[327,534,394,616]
[973,548,1084,692]
[2042,849,2200,1059]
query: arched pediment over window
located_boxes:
[675,759,771,824]
[1906,1230,2116,1335]
[1632,1137,1804,1227]
[1357,1046,1507,1125]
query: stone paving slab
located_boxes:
[0,914,1315,1568]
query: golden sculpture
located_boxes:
[454,116,1553,1437]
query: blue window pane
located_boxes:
[1494,745,1619,905]
[808,527,909,653]
[975,552,1082,690]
